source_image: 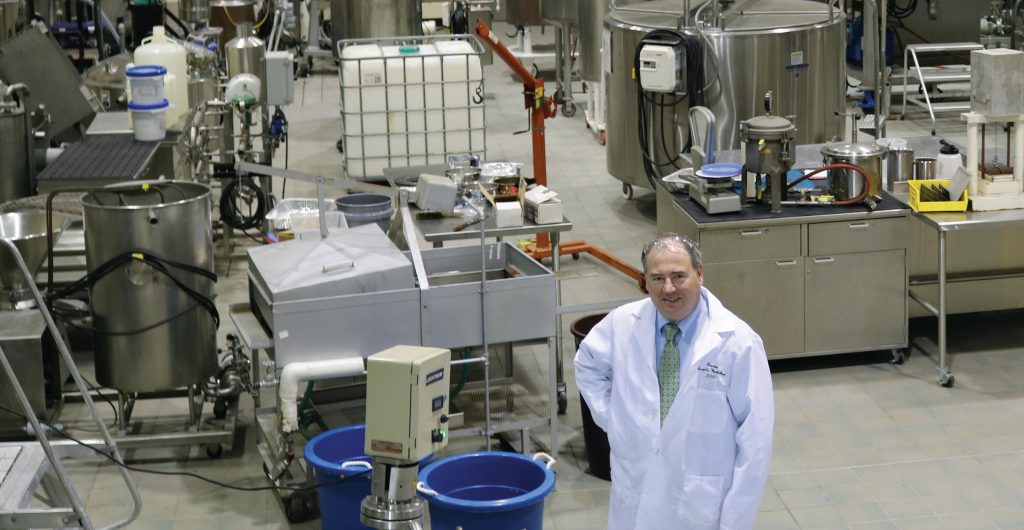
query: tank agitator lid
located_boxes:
[247,223,414,303]
[821,142,887,158]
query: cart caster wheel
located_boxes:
[939,373,955,388]
[621,183,634,200]
[600,130,607,145]
[557,390,568,415]
[285,494,314,523]
[205,444,224,459]
[561,100,577,118]
[213,398,228,420]
[890,349,906,365]
[572,253,580,260]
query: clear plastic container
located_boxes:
[126,65,166,105]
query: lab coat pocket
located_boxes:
[675,474,725,527]
[689,389,728,433]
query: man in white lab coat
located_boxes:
[574,233,774,530]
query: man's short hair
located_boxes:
[641,233,703,276]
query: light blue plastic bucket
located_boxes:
[335,193,394,233]
[417,451,556,530]
[304,424,432,528]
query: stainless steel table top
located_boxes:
[891,191,1024,232]
[409,203,573,244]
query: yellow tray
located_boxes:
[908,179,968,212]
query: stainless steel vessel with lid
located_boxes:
[740,102,796,213]
[821,142,886,200]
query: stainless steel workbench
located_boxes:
[894,201,1024,387]
[657,183,911,361]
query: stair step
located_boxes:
[0,444,48,510]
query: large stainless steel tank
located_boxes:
[82,182,216,393]
[507,0,544,26]
[0,96,27,204]
[606,0,845,190]
[577,0,609,81]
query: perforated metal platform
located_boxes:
[37,136,158,183]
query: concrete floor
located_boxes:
[35,25,1024,530]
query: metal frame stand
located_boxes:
[0,239,141,530]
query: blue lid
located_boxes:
[699,163,742,178]
[126,65,167,77]
[127,99,170,110]
[399,45,420,54]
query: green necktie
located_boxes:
[659,322,681,425]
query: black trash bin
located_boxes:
[571,313,611,481]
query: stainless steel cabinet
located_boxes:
[657,185,909,359]
[704,258,805,356]
[805,250,907,353]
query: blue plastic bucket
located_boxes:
[304,424,433,528]
[418,451,556,530]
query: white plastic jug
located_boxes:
[134,26,188,130]
[937,139,963,181]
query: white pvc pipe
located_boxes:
[279,357,365,432]
[967,119,980,196]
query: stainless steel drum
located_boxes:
[82,182,216,393]
[887,147,914,191]
[507,0,544,26]
[606,0,845,190]
[577,0,608,81]
[821,142,886,200]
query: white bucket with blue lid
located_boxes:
[126,65,167,105]
[128,99,169,142]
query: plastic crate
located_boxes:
[908,179,968,212]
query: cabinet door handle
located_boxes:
[848,222,870,229]
[813,257,835,264]
[775,260,797,267]
[739,229,763,237]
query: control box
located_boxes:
[265,51,295,106]
[639,44,684,93]
[365,345,451,461]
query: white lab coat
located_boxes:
[574,288,774,530]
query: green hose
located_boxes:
[297,381,327,440]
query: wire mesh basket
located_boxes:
[337,34,488,181]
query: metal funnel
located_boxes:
[0,211,70,296]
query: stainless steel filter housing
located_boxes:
[341,0,421,39]
[605,0,844,190]
[0,95,27,204]
[82,182,216,393]
[821,142,886,200]
[741,114,796,176]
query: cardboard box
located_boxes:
[494,201,523,227]
[524,185,563,224]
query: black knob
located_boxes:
[440,415,449,424]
